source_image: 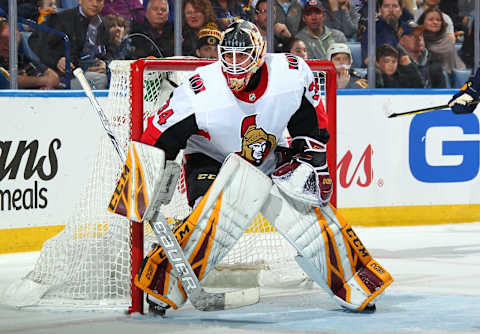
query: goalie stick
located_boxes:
[72,68,259,313]
[388,100,480,118]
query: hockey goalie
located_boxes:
[109,20,393,316]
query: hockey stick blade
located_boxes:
[73,67,260,312]
[388,100,480,118]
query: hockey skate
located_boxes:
[341,303,376,314]
[147,295,170,317]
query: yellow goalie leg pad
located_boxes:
[134,193,214,309]
[135,154,272,309]
[314,205,393,310]
[262,185,393,311]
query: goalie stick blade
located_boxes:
[190,287,260,311]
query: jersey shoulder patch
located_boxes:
[188,73,206,94]
[284,53,300,70]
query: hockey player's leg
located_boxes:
[307,204,391,311]
[265,150,393,312]
[135,153,272,312]
[263,188,392,311]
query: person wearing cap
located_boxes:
[327,43,367,89]
[295,0,347,60]
[397,20,446,88]
[195,23,221,58]
[360,0,413,65]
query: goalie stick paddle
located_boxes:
[72,68,260,312]
[388,100,480,118]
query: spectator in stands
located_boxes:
[194,22,221,58]
[458,0,475,32]
[60,0,79,9]
[414,0,456,43]
[0,18,59,89]
[239,0,254,22]
[129,0,173,58]
[418,8,465,74]
[9,0,39,21]
[104,14,128,59]
[360,0,413,65]
[295,0,346,60]
[37,0,57,24]
[254,0,292,52]
[401,0,415,16]
[274,0,304,37]
[101,0,145,25]
[327,42,367,88]
[37,0,110,89]
[210,0,247,30]
[397,20,446,87]
[288,37,307,59]
[27,0,58,59]
[460,19,474,68]
[321,0,359,40]
[0,65,8,89]
[439,0,463,33]
[182,0,216,57]
[375,43,424,88]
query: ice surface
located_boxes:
[1,223,479,334]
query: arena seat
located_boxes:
[452,68,472,88]
[347,43,362,68]
[442,70,452,88]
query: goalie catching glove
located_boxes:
[272,136,332,207]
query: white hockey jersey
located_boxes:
[141,53,325,175]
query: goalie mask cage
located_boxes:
[6,58,336,314]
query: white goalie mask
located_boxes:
[218,20,266,92]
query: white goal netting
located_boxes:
[3,58,333,311]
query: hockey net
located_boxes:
[5,58,336,313]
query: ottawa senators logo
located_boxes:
[236,115,276,166]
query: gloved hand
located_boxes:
[449,83,478,114]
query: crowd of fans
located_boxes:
[0,0,476,89]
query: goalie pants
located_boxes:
[183,153,221,207]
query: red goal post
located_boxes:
[127,58,337,313]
